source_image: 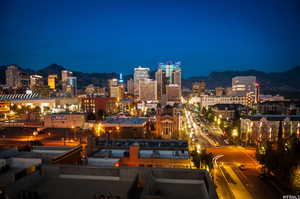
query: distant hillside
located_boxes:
[37,63,65,77]
[183,66,300,98]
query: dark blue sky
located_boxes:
[1,0,300,77]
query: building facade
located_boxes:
[166,84,181,102]
[5,65,20,88]
[48,75,57,90]
[192,81,206,97]
[134,66,150,81]
[61,70,73,92]
[156,105,180,139]
[196,95,251,108]
[82,96,116,115]
[232,76,256,96]
[30,75,43,89]
[139,79,157,101]
[155,69,166,100]
[240,115,300,145]
[44,113,86,128]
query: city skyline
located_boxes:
[1,0,300,76]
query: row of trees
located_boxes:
[191,148,214,171]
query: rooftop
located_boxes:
[102,117,150,125]
[242,114,300,121]
[210,103,247,110]
[5,165,217,199]
[95,139,188,150]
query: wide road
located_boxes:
[209,146,281,199]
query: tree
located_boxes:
[87,112,96,120]
[191,150,201,169]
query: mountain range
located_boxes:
[0,64,299,98]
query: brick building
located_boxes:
[82,96,116,114]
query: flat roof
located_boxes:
[102,117,149,125]
[242,114,300,121]
[93,149,189,159]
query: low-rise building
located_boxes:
[2,163,217,199]
[194,95,251,108]
[240,115,300,145]
[81,96,116,114]
[210,103,248,120]
[88,139,189,169]
[94,117,151,138]
[156,105,181,139]
[44,112,86,128]
[256,101,300,115]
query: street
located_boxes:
[183,107,281,199]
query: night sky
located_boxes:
[0,0,300,77]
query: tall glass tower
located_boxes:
[158,61,181,84]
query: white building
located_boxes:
[191,95,250,108]
[134,66,150,81]
[232,76,256,96]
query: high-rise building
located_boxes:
[155,69,166,100]
[5,65,20,88]
[108,78,124,99]
[166,84,181,102]
[61,70,73,91]
[110,85,124,99]
[173,69,181,97]
[157,62,182,100]
[119,73,124,84]
[127,78,134,95]
[108,79,119,88]
[66,76,77,95]
[133,66,150,81]
[192,81,206,96]
[158,61,181,84]
[48,75,58,90]
[232,76,256,96]
[139,79,157,101]
[133,66,150,97]
[30,75,43,89]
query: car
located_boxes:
[239,164,246,171]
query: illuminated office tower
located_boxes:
[133,66,150,97]
[5,65,20,88]
[139,79,157,101]
[134,66,150,81]
[61,70,73,91]
[30,75,43,88]
[48,75,58,90]
[66,76,77,95]
[127,78,134,95]
[173,69,181,96]
[155,69,166,100]
[158,61,181,84]
[166,84,181,102]
[232,76,256,96]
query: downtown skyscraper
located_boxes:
[156,61,182,102]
